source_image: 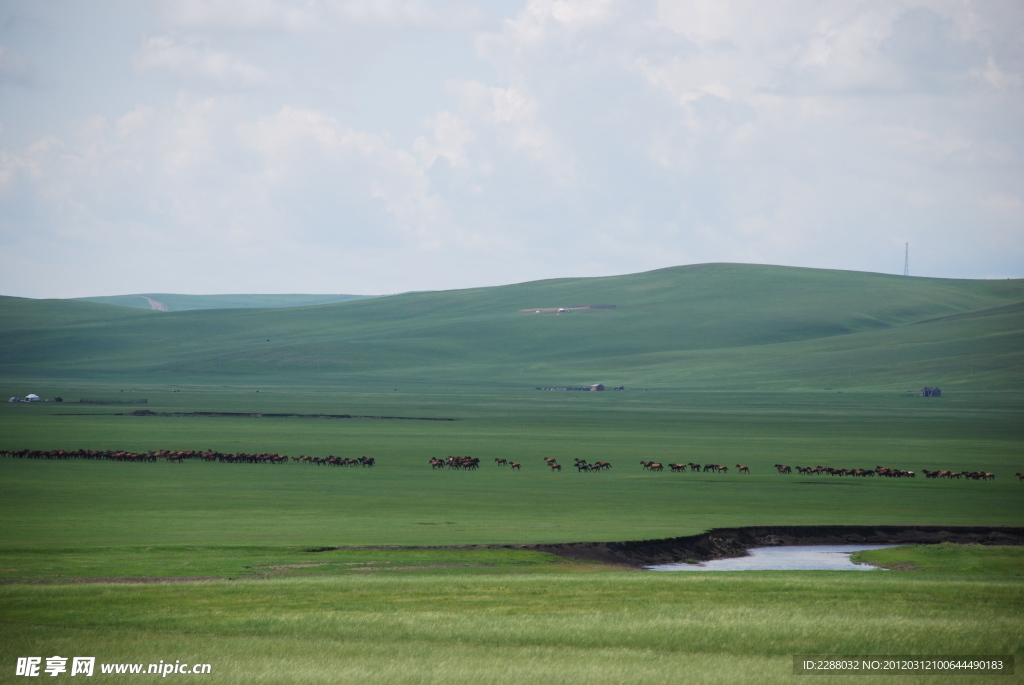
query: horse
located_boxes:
[509,462,521,470]
[736,464,750,474]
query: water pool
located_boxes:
[646,544,898,571]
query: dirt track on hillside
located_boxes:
[141,296,168,311]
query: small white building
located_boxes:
[24,393,40,402]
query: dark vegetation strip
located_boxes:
[120,411,454,420]
[78,398,149,404]
[46,411,454,420]
[308,526,1024,567]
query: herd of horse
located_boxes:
[431,456,482,470]
[640,462,749,473]
[2,448,1013,481]
[0,447,375,467]
[772,463,998,480]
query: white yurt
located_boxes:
[25,393,40,402]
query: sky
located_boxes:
[1,0,1022,299]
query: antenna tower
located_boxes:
[903,243,909,277]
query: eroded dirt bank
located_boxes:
[509,526,1024,567]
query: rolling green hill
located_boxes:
[75,293,379,312]
[2,264,1022,390]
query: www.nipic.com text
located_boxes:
[15,657,212,677]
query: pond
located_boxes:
[646,544,898,571]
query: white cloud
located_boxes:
[155,0,320,32]
[448,80,574,182]
[333,0,483,30]
[156,0,482,32]
[135,35,268,87]
[414,111,475,169]
[238,106,442,237]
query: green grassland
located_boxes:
[1,264,1022,682]
[1,388,1022,548]
[75,293,378,312]
[1,546,1020,684]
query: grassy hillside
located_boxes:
[76,293,379,311]
[2,264,1022,390]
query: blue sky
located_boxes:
[1,0,1022,298]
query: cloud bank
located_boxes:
[0,0,1021,297]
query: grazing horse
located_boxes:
[669,463,686,472]
[549,462,562,472]
[495,458,508,466]
[736,464,750,474]
[509,462,521,470]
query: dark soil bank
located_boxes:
[118,410,453,420]
[512,526,1024,567]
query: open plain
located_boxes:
[1,264,1022,682]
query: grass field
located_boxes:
[1,264,1022,682]
[1,386,1022,548]
[1,545,1020,684]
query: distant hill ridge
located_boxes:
[2,263,1022,390]
[75,293,380,312]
